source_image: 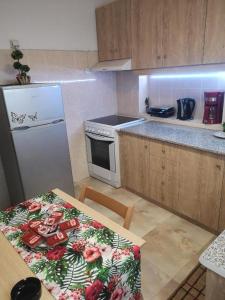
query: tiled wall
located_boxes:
[0,49,117,188]
[146,75,225,121]
[116,71,139,116]
[117,71,225,125]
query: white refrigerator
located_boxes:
[0,84,74,204]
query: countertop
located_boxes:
[119,121,225,155]
[199,231,225,278]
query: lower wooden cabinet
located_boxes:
[149,156,179,209]
[120,134,149,196]
[120,133,225,232]
[175,148,224,231]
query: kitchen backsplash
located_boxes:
[145,75,225,121]
[117,70,225,125]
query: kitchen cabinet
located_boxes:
[131,0,206,69]
[203,0,225,64]
[131,0,164,69]
[175,148,224,231]
[218,174,225,232]
[149,157,179,208]
[120,133,225,232]
[162,0,206,67]
[120,134,149,196]
[95,0,131,62]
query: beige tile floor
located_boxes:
[75,177,214,300]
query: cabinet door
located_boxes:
[131,0,164,69]
[120,134,149,196]
[175,148,224,231]
[218,170,225,232]
[204,0,225,64]
[163,0,206,67]
[96,0,131,62]
[149,157,178,208]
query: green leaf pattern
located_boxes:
[0,192,141,300]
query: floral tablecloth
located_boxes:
[0,192,141,300]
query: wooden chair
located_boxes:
[79,186,134,230]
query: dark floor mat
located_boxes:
[168,264,206,300]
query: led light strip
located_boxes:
[33,79,97,84]
[150,72,225,79]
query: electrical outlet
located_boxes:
[10,40,20,49]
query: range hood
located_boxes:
[92,58,132,71]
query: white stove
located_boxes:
[84,115,144,187]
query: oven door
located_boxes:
[85,132,116,172]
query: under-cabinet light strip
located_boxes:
[150,72,225,79]
[33,79,97,84]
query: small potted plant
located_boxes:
[11,49,31,85]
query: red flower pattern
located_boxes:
[63,202,74,209]
[132,245,140,260]
[85,280,104,300]
[0,195,141,300]
[110,288,124,300]
[91,220,105,229]
[18,223,29,232]
[83,247,101,263]
[72,240,86,253]
[46,246,67,260]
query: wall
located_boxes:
[145,75,225,122]
[116,71,139,116]
[0,0,113,51]
[117,69,225,127]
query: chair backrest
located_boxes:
[79,186,134,230]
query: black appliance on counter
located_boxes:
[177,98,195,120]
[147,106,175,118]
[145,98,175,118]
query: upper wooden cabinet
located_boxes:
[162,0,206,67]
[95,0,131,62]
[131,0,164,69]
[131,0,206,69]
[203,0,225,64]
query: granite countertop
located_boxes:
[119,121,225,155]
[199,231,225,278]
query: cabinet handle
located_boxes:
[162,149,165,154]
[157,55,161,60]
[216,164,221,170]
[161,181,165,186]
[144,145,148,149]
[163,55,167,59]
[162,165,165,170]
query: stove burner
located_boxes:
[89,115,140,126]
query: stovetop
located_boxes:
[88,115,141,126]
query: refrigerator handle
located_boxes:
[51,119,64,124]
[13,126,31,131]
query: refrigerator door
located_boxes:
[11,121,74,202]
[2,84,64,129]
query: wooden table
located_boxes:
[0,189,145,300]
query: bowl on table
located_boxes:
[11,277,41,300]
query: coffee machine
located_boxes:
[203,92,224,124]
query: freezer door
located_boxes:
[11,121,74,202]
[3,85,64,129]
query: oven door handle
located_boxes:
[85,132,114,142]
